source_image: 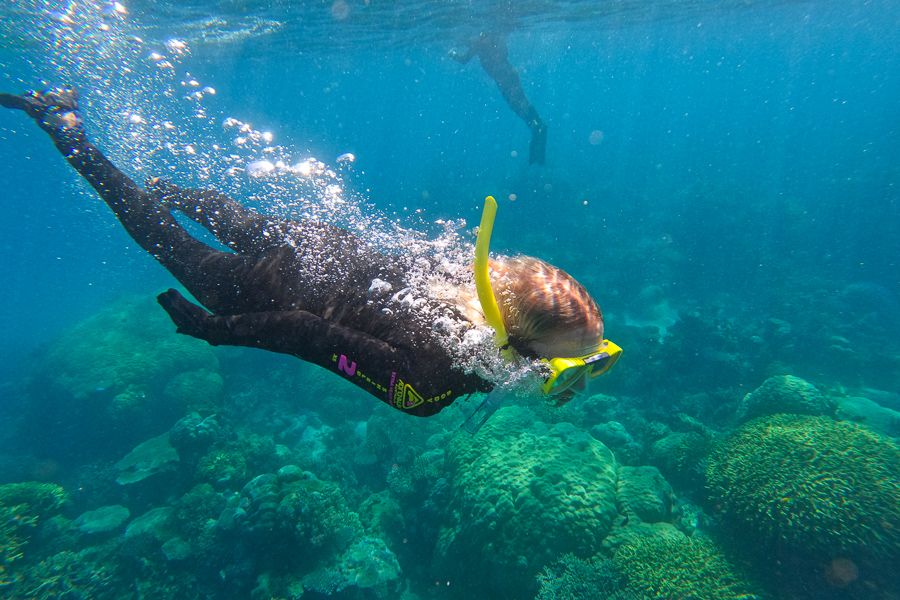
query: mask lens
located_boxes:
[548,365,588,394]
[584,345,622,378]
[586,354,614,378]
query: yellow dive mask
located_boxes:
[474,196,621,396]
[540,340,622,396]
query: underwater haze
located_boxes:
[0,0,898,599]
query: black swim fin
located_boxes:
[0,88,79,117]
[0,93,32,111]
[461,389,510,434]
[529,123,547,166]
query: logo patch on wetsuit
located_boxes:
[393,381,425,410]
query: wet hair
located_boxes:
[490,256,603,358]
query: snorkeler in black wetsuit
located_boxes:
[2,88,617,421]
[0,88,489,416]
[452,32,548,165]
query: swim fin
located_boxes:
[461,388,510,434]
[529,123,547,165]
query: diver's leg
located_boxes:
[491,72,547,165]
[527,117,547,166]
[0,89,256,311]
[146,178,286,254]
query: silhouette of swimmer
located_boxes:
[452,32,547,165]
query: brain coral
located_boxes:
[612,528,762,599]
[736,375,834,422]
[706,414,900,565]
[436,406,618,599]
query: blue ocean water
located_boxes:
[0,1,898,599]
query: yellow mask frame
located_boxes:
[473,196,621,396]
[540,340,622,396]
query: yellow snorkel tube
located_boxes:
[474,196,514,358]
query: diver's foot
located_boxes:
[0,87,82,135]
[157,289,210,338]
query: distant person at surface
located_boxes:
[451,31,548,166]
[0,88,617,422]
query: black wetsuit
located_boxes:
[1,91,491,416]
[456,33,547,165]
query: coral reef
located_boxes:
[834,394,900,437]
[168,412,222,460]
[9,546,119,600]
[590,421,642,464]
[114,433,179,485]
[435,406,619,599]
[233,467,362,560]
[1,503,37,588]
[647,430,711,491]
[706,415,900,568]
[611,528,763,599]
[194,430,280,491]
[73,505,130,535]
[615,465,675,524]
[0,482,68,515]
[736,375,834,422]
[535,553,634,600]
[21,297,222,461]
[0,482,69,590]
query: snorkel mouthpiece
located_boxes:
[474,196,510,351]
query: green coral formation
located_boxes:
[0,482,69,590]
[303,536,401,594]
[24,297,223,458]
[163,369,224,415]
[38,297,219,402]
[706,414,900,564]
[736,375,834,422]
[612,529,762,599]
[536,553,634,600]
[1,504,38,588]
[195,431,277,489]
[648,430,711,490]
[436,406,619,598]
[11,547,118,600]
[237,467,363,557]
[73,505,130,535]
[615,465,674,524]
[0,482,68,515]
[115,433,180,485]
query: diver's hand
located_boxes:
[157,289,211,339]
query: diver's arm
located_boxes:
[147,179,285,253]
[157,289,477,415]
